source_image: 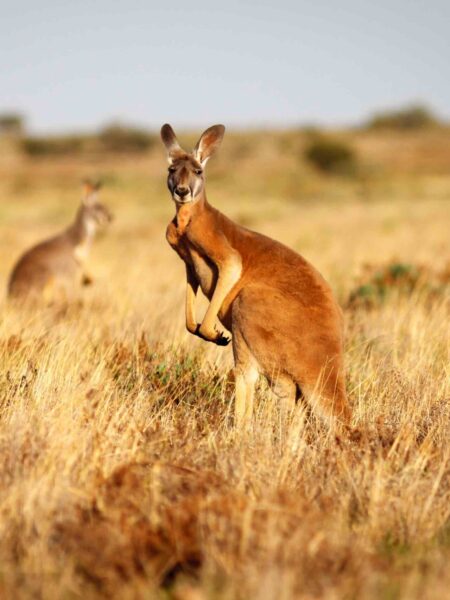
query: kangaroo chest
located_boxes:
[73,226,95,266]
[74,240,91,264]
[166,220,217,300]
[189,248,217,299]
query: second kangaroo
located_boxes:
[8,180,112,303]
[161,124,351,428]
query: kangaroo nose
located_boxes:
[175,186,189,197]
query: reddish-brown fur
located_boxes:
[161,124,351,427]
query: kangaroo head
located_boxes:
[81,180,113,232]
[161,124,225,205]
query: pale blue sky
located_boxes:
[1,0,449,133]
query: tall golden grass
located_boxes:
[0,129,448,598]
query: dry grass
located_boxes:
[0,129,449,599]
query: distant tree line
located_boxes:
[0,103,446,160]
[302,104,445,175]
[364,104,441,130]
[21,123,157,157]
[0,114,157,156]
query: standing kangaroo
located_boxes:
[161,124,351,427]
[8,180,112,302]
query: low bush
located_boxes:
[304,136,357,175]
[0,112,25,136]
[366,104,440,130]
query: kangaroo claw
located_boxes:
[194,324,231,346]
[215,332,231,346]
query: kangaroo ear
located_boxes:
[161,124,182,162]
[82,179,100,204]
[194,125,225,166]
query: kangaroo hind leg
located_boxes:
[270,375,297,417]
[232,328,259,429]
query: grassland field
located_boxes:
[0,127,448,599]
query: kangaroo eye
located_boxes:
[195,169,203,176]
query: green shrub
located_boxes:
[304,137,357,175]
[366,104,440,130]
[98,123,156,153]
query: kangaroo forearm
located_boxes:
[199,254,242,335]
[185,265,199,333]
